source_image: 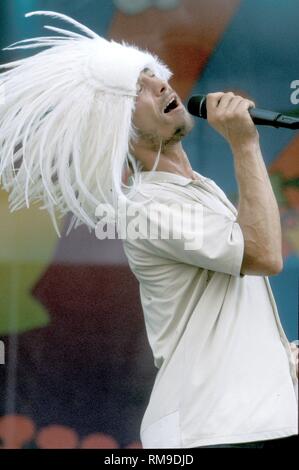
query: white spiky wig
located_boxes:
[0,11,172,234]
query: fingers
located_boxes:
[233,98,255,112]
[205,91,258,145]
[228,99,255,121]
[207,92,255,122]
[216,92,236,111]
[206,92,225,112]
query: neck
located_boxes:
[132,141,196,180]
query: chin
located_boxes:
[184,112,195,132]
[174,114,194,139]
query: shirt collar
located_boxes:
[138,170,238,217]
[139,170,206,186]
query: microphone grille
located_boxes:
[187,95,207,119]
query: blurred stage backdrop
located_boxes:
[0,0,298,449]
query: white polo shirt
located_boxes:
[122,170,298,448]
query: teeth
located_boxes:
[164,97,176,112]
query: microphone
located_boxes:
[187,94,299,130]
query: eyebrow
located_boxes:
[142,67,155,76]
[137,68,155,89]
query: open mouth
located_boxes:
[163,96,179,114]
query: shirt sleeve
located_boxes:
[124,190,245,277]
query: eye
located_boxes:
[147,71,155,78]
[144,68,155,78]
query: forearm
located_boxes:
[205,91,283,275]
[232,139,283,274]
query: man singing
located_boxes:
[0,11,297,449]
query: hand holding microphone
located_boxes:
[196,92,259,148]
[188,93,299,130]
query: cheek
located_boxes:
[133,102,157,132]
[132,105,145,128]
[133,92,162,127]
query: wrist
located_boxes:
[230,135,260,157]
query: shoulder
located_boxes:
[125,180,194,206]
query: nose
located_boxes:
[154,78,167,96]
[145,75,168,96]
